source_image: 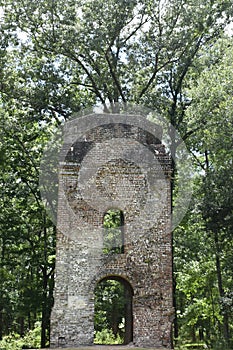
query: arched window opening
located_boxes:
[103,209,124,254]
[94,277,133,345]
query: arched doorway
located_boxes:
[94,276,133,345]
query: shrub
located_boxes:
[0,322,41,350]
[94,328,123,344]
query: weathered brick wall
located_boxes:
[50,114,174,348]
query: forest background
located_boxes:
[0,0,233,349]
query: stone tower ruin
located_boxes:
[50,113,174,348]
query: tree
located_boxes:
[0,10,95,345]
[0,108,56,346]
[1,0,232,113]
[94,279,125,340]
[103,209,124,254]
[175,36,233,347]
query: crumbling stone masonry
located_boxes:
[50,113,174,348]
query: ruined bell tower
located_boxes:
[50,113,174,348]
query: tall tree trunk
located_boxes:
[47,270,55,346]
[0,307,3,340]
[19,317,24,337]
[170,139,178,341]
[41,296,47,348]
[28,313,31,331]
[0,239,5,341]
[124,287,133,345]
[111,302,118,337]
[41,272,49,348]
[41,223,48,348]
[214,230,230,344]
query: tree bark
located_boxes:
[19,317,24,337]
[0,308,3,340]
[111,302,118,337]
[214,230,230,344]
[124,287,133,345]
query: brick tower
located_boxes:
[50,113,174,348]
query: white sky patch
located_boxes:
[17,28,29,43]
[225,22,233,36]
[0,6,4,22]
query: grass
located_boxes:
[38,345,169,350]
[32,348,169,350]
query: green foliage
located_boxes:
[94,279,125,339]
[103,209,124,254]
[0,322,41,350]
[174,36,233,347]
[176,343,208,350]
[94,328,123,345]
[1,0,232,113]
[0,107,56,344]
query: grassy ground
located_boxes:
[31,348,169,350]
[34,349,168,350]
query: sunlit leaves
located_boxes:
[2,0,232,110]
[175,37,233,346]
